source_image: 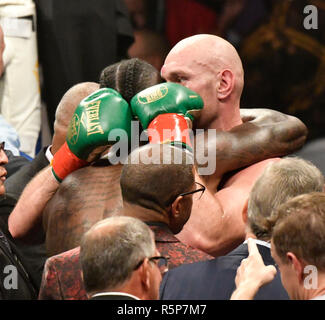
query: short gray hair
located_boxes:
[80,216,156,295]
[247,157,324,240]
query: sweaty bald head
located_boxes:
[162,34,244,130]
[52,82,100,154]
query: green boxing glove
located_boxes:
[131,82,203,129]
[130,82,203,150]
[51,88,132,182]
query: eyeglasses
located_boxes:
[179,181,206,199]
[134,255,169,274]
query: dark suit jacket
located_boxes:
[0,195,47,294]
[4,150,30,178]
[5,147,49,201]
[38,223,212,300]
[1,148,49,292]
[0,229,38,299]
[160,242,289,300]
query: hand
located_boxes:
[131,82,203,150]
[131,82,203,129]
[231,238,277,300]
[240,108,308,154]
[51,88,133,181]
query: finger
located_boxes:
[263,265,277,284]
[247,238,259,256]
[265,265,277,277]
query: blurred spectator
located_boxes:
[239,0,325,141]
[0,114,21,156]
[0,0,41,158]
[124,0,148,29]
[34,0,134,133]
[128,29,170,71]
[217,0,268,47]
[124,0,221,47]
[3,148,29,179]
[164,0,219,47]
[0,142,39,299]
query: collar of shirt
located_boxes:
[243,238,271,249]
[91,292,140,300]
[45,145,53,163]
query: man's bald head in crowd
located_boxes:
[52,82,100,154]
[121,144,195,217]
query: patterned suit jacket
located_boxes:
[38,222,212,300]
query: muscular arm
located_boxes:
[195,108,307,191]
[8,166,60,241]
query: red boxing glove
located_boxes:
[51,142,88,182]
[147,113,193,151]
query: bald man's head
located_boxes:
[162,34,244,130]
[52,82,99,154]
[121,144,195,213]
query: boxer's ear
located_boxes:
[217,69,234,100]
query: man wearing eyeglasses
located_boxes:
[119,144,211,268]
[80,216,166,300]
[38,144,212,300]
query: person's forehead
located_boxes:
[161,56,209,79]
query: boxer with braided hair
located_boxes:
[10,57,306,258]
[99,58,160,103]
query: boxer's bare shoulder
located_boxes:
[178,158,280,257]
